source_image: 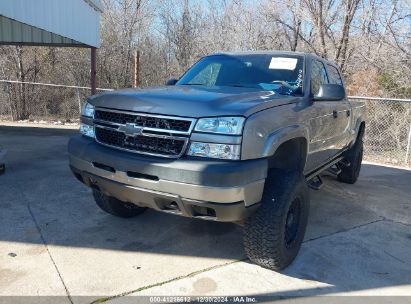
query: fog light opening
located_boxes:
[164,201,180,211]
[206,208,216,217]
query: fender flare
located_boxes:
[351,118,365,148]
[262,125,309,158]
[355,119,365,138]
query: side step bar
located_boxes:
[305,155,344,181]
[305,154,346,191]
[308,175,323,190]
[339,159,351,167]
[327,164,342,175]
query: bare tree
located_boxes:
[0,0,410,121]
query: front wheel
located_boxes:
[243,170,310,271]
[93,189,147,218]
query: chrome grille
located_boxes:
[95,128,186,157]
[95,109,192,132]
[93,108,195,158]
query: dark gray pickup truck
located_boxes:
[68,51,366,270]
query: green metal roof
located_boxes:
[0,0,102,48]
[0,15,84,47]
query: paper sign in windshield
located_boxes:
[269,57,298,70]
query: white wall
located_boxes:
[0,0,102,48]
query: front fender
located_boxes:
[241,103,311,160]
[261,125,309,157]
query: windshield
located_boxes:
[177,54,304,96]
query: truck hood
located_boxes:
[89,85,299,118]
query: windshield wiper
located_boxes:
[180,83,205,86]
[224,84,247,87]
[275,91,298,96]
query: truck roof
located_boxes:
[214,50,308,56]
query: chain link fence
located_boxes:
[1,80,410,167]
[350,96,411,167]
[0,80,112,124]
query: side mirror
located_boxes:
[313,84,345,101]
[166,78,178,86]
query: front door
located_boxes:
[326,64,352,152]
[306,60,345,171]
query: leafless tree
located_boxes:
[0,0,410,121]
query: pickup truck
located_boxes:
[68,51,366,270]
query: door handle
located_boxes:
[346,110,350,117]
[333,110,338,118]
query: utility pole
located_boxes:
[134,50,140,88]
[90,48,97,95]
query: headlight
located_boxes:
[194,117,245,135]
[80,123,95,138]
[187,142,240,160]
[81,102,95,118]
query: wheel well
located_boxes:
[267,137,307,173]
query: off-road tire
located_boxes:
[243,170,310,271]
[92,189,147,218]
[338,136,363,184]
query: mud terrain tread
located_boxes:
[338,137,363,184]
[243,170,309,270]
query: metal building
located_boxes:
[0,0,103,93]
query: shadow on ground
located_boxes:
[0,125,410,299]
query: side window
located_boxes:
[188,63,221,86]
[310,60,328,95]
[327,65,343,85]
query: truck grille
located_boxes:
[95,110,192,132]
[93,109,195,158]
[95,128,186,157]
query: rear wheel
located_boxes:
[243,170,310,270]
[338,135,363,184]
[92,189,147,218]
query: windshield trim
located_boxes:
[176,54,305,96]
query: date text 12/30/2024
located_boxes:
[149,296,257,303]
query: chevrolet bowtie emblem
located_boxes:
[118,123,143,137]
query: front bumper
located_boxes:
[68,135,267,221]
